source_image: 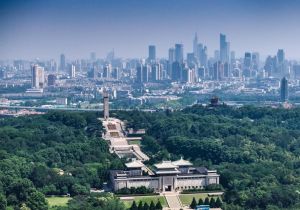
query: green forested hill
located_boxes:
[0,111,124,210]
[114,105,300,210]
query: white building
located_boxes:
[110,158,220,193]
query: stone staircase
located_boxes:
[165,194,182,209]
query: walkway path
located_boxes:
[165,194,183,209]
[101,117,149,161]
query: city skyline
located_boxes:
[1,0,300,60]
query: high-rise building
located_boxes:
[148,45,156,61]
[277,49,285,64]
[175,44,184,63]
[69,64,76,78]
[136,64,149,83]
[171,62,182,81]
[220,33,230,63]
[47,74,56,86]
[151,63,161,82]
[60,54,66,71]
[168,48,175,64]
[103,64,111,79]
[243,52,252,77]
[280,77,288,102]
[31,64,45,89]
[193,33,198,58]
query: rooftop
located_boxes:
[125,159,145,168]
[154,161,178,169]
[172,157,193,167]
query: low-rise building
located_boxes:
[110,158,219,193]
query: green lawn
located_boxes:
[128,140,141,145]
[122,195,168,209]
[179,193,211,205]
[47,196,71,207]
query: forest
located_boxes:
[2,105,300,209]
[115,105,300,210]
[0,111,124,210]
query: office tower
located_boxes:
[197,67,205,79]
[175,44,184,63]
[280,77,288,102]
[252,52,260,71]
[213,61,224,81]
[293,64,300,79]
[90,52,96,63]
[224,62,230,78]
[187,53,196,68]
[168,48,175,78]
[168,48,175,63]
[151,63,161,82]
[214,50,220,61]
[220,33,230,62]
[103,64,111,79]
[136,64,149,83]
[193,33,198,58]
[148,45,156,61]
[60,54,66,71]
[88,66,98,79]
[277,49,285,64]
[47,74,56,86]
[31,64,45,89]
[69,64,76,78]
[182,67,195,83]
[171,62,182,81]
[277,49,286,75]
[243,52,252,77]
[103,91,109,120]
[200,46,208,67]
[111,68,120,80]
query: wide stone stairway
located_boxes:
[165,194,183,209]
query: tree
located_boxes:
[198,198,204,205]
[204,197,210,205]
[26,191,48,210]
[149,201,155,210]
[155,200,163,210]
[0,194,7,210]
[143,202,149,210]
[138,201,143,210]
[215,197,222,208]
[190,197,197,209]
[131,201,138,210]
[209,197,216,208]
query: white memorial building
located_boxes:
[110,158,220,192]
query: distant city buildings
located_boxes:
[31,64,45,89]
[280,77,288,102]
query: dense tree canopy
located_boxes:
[0,111,123,209]
[115,105,300,209]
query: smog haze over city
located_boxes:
[3,1,300,210]
[1,0,300,59]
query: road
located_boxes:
[0,105,157,112]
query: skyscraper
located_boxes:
[193,33,198,58]
[60,54,66,71]
[220,33,230,63]
[280,77,288,102]
[69,64,76,78]
[243,52,252,77]
[31,64,45,89]
[148,45,156,61]
[277,49,285,64]
[175,44,184,63]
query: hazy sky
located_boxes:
[1,0,300,60]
